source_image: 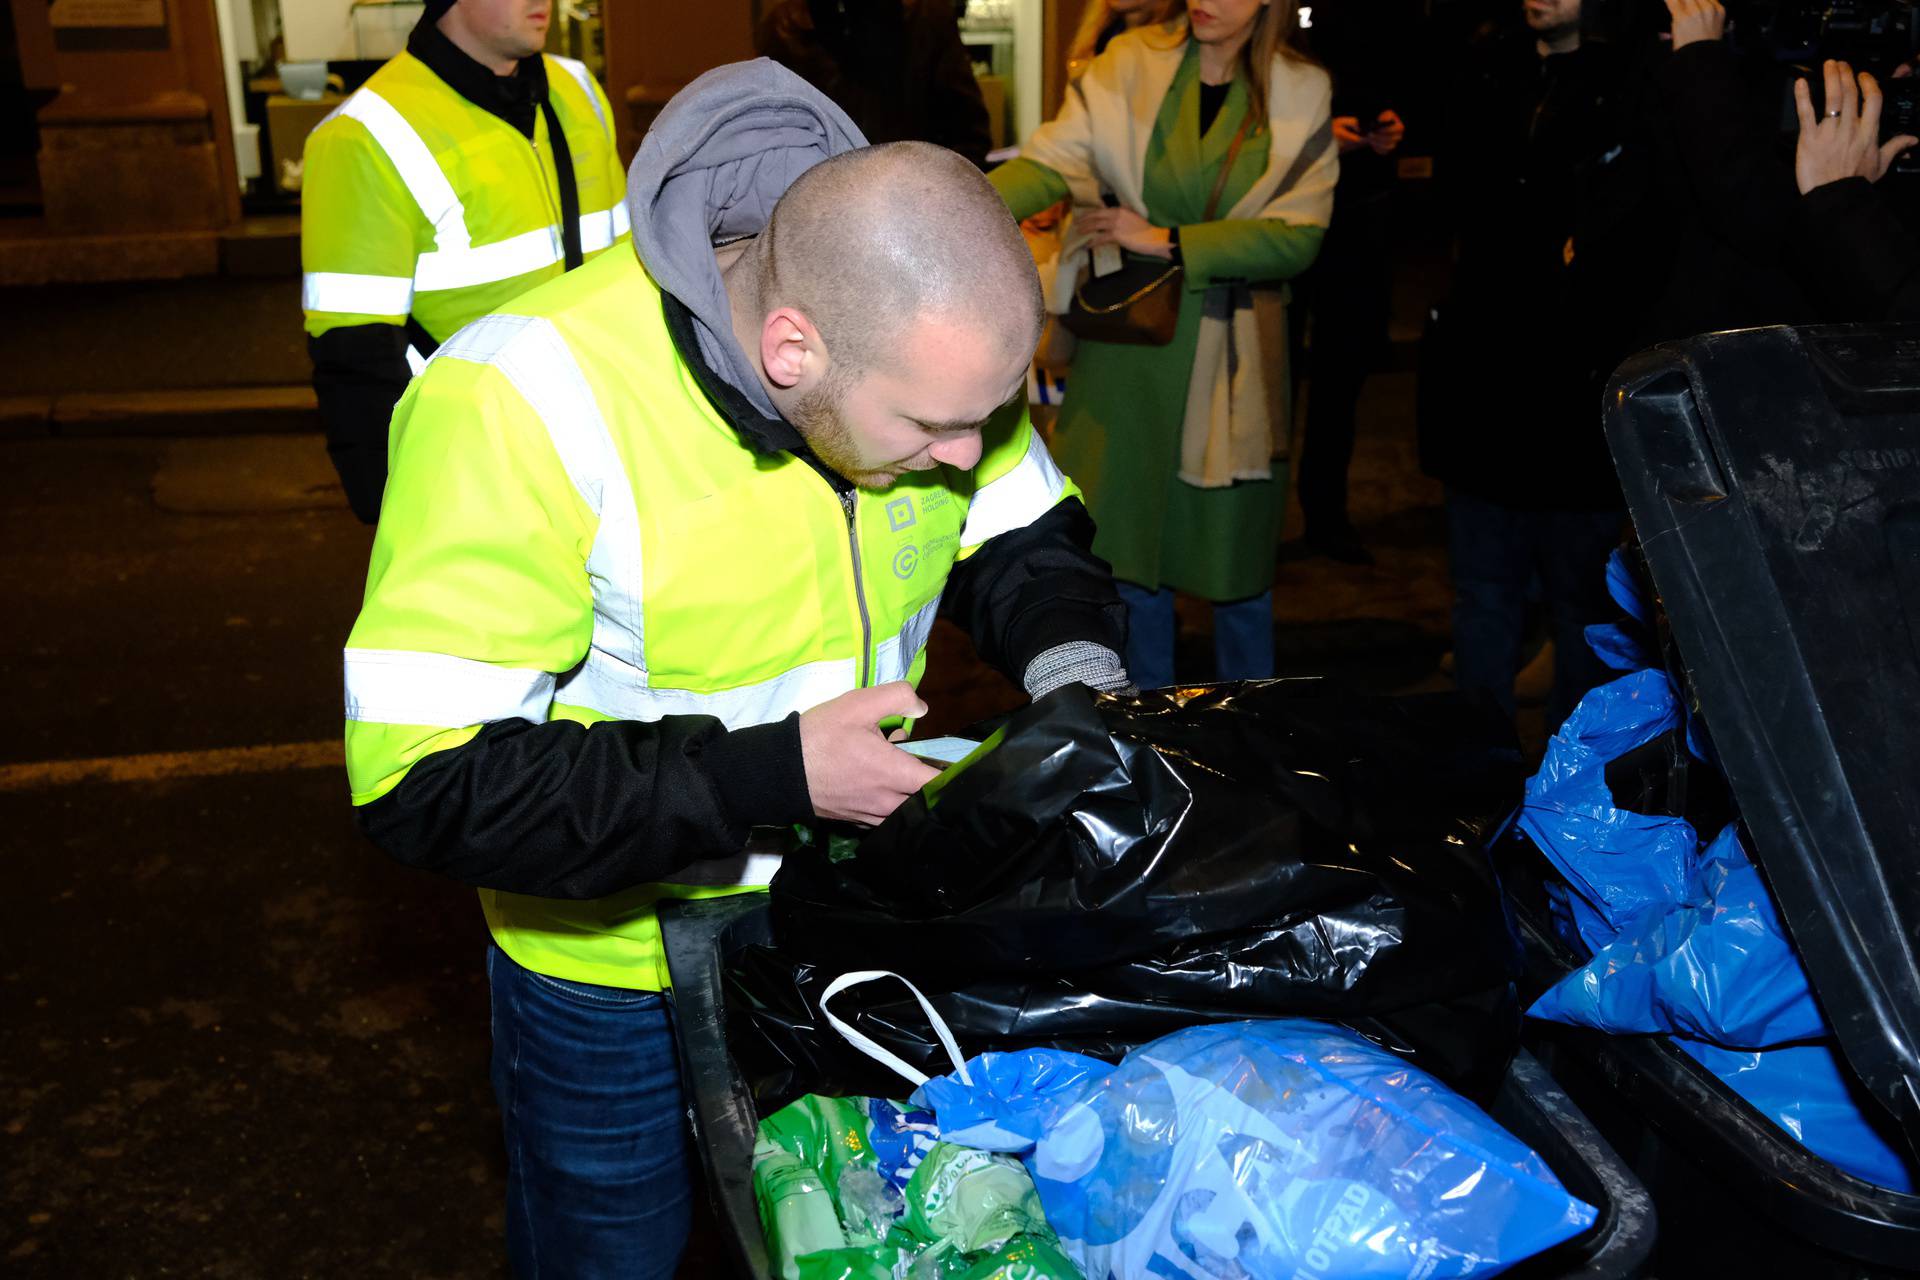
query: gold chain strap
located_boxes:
[1073,264,1182,314]
[1071,109,1256,317]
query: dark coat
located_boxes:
[1792,176,1920,321]
[1631,39,1817,345]
[755,0,994,169]
[1420,31,1645,510]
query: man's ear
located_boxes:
[761,306,825,391]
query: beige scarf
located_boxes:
[1023,21,1339,488]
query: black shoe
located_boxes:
[1304,526,1375,566]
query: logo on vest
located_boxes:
[886,497,917,532]
[892,544,920,579]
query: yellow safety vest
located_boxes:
[343,247,1079,990]
[301,49,628,367]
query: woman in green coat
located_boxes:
[990,0,1336,688]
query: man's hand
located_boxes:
[1794,60,1919,193]
[1077,205,1175,257]
[1664,0,1726,50]
[1333,115,1369,154]
[1367,110,1407,156]
[798,682,941,826]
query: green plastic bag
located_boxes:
[753,1094,1080,1280]
[901,1143,1049,1252]
[952,1235,1084,1280]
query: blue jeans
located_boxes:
[487,943,693,1279]
[1118,581,1275,690]
[1445,490,1624,729]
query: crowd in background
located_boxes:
[756,0,1920,729]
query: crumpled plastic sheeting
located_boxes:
[1529,823,1825,1049]
[908,1021,1597,1280]
[769,682,1526,1096]
[1515,668,1695,948]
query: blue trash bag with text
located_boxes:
[908,1021,1598,1280]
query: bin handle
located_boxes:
[819,970,974,1090]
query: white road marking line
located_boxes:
[0,740,343,792]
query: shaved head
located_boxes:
[721,142,1044,488]
[749,142,1043,377]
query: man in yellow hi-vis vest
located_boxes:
[301,0,626,523]
[343,61,1131,1276]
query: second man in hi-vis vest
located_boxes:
[344,61,1132,1277]
[301,0,625,522]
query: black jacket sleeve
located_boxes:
[940,497,1127,685]
[1792,177,1920,321]
[310,323,411,524]
[1658,41,1798,264]
[357,713,813,900]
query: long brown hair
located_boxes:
[1144,0,1306,121]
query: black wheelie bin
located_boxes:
[1501,323,1920,1276]
[659,892,1658,1280]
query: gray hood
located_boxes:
[626,59,867,422]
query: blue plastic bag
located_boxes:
[916,1022,1598,1280]
[1518,613,1920,1192]
[1583,549,1657,674]
[1679,1041,1916,1192]
[1515,668,1694,949]
[1529,824,1825,1048]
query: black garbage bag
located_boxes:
[724,940,1521,1116]
[762,681,1527,1097]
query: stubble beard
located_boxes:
[790,378,898,492]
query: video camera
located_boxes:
[1589,0,1920,172]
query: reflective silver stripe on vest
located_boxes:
[874,597,942,686]
[303,270,415,316]
[344,647,553,725]
[433,315,649,709]
[549,55,611,139]
[573,596,940,729]
[415,224,566,293]
[663,851,782,888]
[413,208,629,293]
[584,657,861,731]
[342,85,624,299]
[960,430,1069,549]
[583,202,630,253]
[340,89,469,252]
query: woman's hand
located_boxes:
[1077,205,1175,258]
[1333,115,1369,153]
[1794,59,1918,192]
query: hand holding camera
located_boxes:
[1793,59,1920,192]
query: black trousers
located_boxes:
[1295,192,1395,534]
